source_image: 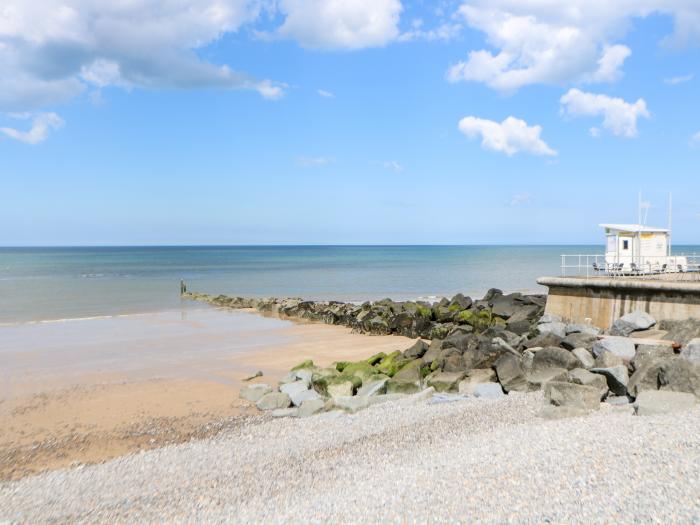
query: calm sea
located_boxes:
[0,245,617,323]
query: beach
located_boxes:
[0,305,415,480]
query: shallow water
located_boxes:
[3,244,698,323]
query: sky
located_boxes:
[1,0,699,246]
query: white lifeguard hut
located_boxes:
[600,223,686,273]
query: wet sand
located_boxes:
[0,306,414,480]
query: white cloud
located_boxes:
[317,89,335,98]
[447,1,700,92]
[276,0,402,50]
[509,192,532,206]
[589,127,601,138]
[458,116,557,156]
[382,160,404,173]
[398,19,462,42]
[297,156,334,167]
[0,0,284,113]
[560,88,650,138]
[691,131,700,148]
[0,112,64,144]
[664,74,694,85]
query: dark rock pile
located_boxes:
[187,292,700,418]
[184,288,546,340]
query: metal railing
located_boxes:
[560,254,700,280]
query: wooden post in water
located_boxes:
[180,279,187,295]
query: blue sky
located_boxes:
[1,1,699,246]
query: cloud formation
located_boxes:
[276,0,402,50]
[458,116,557,156]
[0,0,284,114]
[447,1,700,92]
[382,160,404,173]
[691,131,700,148]
[317,89,335,98]
[560,88,650,138]
[0,113,64,144]
[664,74,694,85]
[297,156,334,167]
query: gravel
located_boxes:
[2,392,700,524]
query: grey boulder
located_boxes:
[592,337,636,364]
[611,311,656,337]
[239,384,273,402]
[681,338,700,364]
[538,322,567,339]
[572,347,596,369]
[256,392,292,411]
[473,383,505,399]
[298,398,326,417]
[634,390,697,416]
[544,381,601,410]
[590,365,629,397]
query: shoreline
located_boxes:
[0,306,416,480]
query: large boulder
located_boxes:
[531,347,581,372]
[403,340,429,360]
[628,357,664,398]
[386,359,422,394]
[256,392,292,411]
[561,333,598,351]
[590,366,629,397]
[333,396,371,413]
[568,368,608,399]
[449,293,473,310]
[592,337,636,364]
[495,354,537,393]
[421,340,443,367]
[326,378,356,398]
[523,332,564,350]
[298,398,325,417]
[473,383,505,399]
[659,318,700,345]
[239,384,273,402]
[594,350,625,369]
[342,361,378,383]
[634,391,697,416]
[426,371,466,393]
[280,380,309,399]
[681,338,700,364]
[537,322,567,339]
[506,305,541,335]
[632,344,675,371]
[658,358,700,398]
[611,311,656,337]
[458,368,497,395]
[526,368,568,389]
[565,323,601,336]
[356,375,389,397]
[544,381,601,410]
[572,348,596,369]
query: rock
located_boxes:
[239,384,273,402]
[473,383,505,399]
[537,322,567,339]
[568,368,608,398]
[572,348,596,369]
[611,311,656,337]
[256,392,292,411]
[290,388,321,407]
[531,347,581,372]
[605,396,631,406]
[681,338,700,364]
[658,358,700,398]
[278,372,297,385]
[592,337,636,364]
[634,390,697,416]
[421,340,442,366]
[243,371,263,382]
[632,344,674,371]
[594,350,625,369]
[561,333,598,351]
[426,371,466,393]
[366,352,386,366]
[405,387,436,404]
[506,305,541,335]
[526,368,568,389]
[367,393,409,406]
[333,396,371,413]
[523,332,564,350]
[386,359,422,394]
[544,381,601,411]
[449,293,472,310]
[294,369,314,385]
[659,318,700,345]
[590,366,629,396]
[356,376,389,397]
[280,380,309,400]
[539,313,563,324]
[538,406,591,419]
[326,379,355,399]
[495,354,536,393]
[270,407,298,418]
[291,359,315,371]
[628,356,669,398]
[298,398,325,417]
[403,340,429,359]
[342,361,378,383]
[458,369,497,395]
[376,351,408,377]
[565,323,601,336]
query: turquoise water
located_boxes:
[0,245,619,323]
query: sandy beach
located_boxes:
[0,305,415,480]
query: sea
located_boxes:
[0,245,614,324]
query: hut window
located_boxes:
[623,240,629,250]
